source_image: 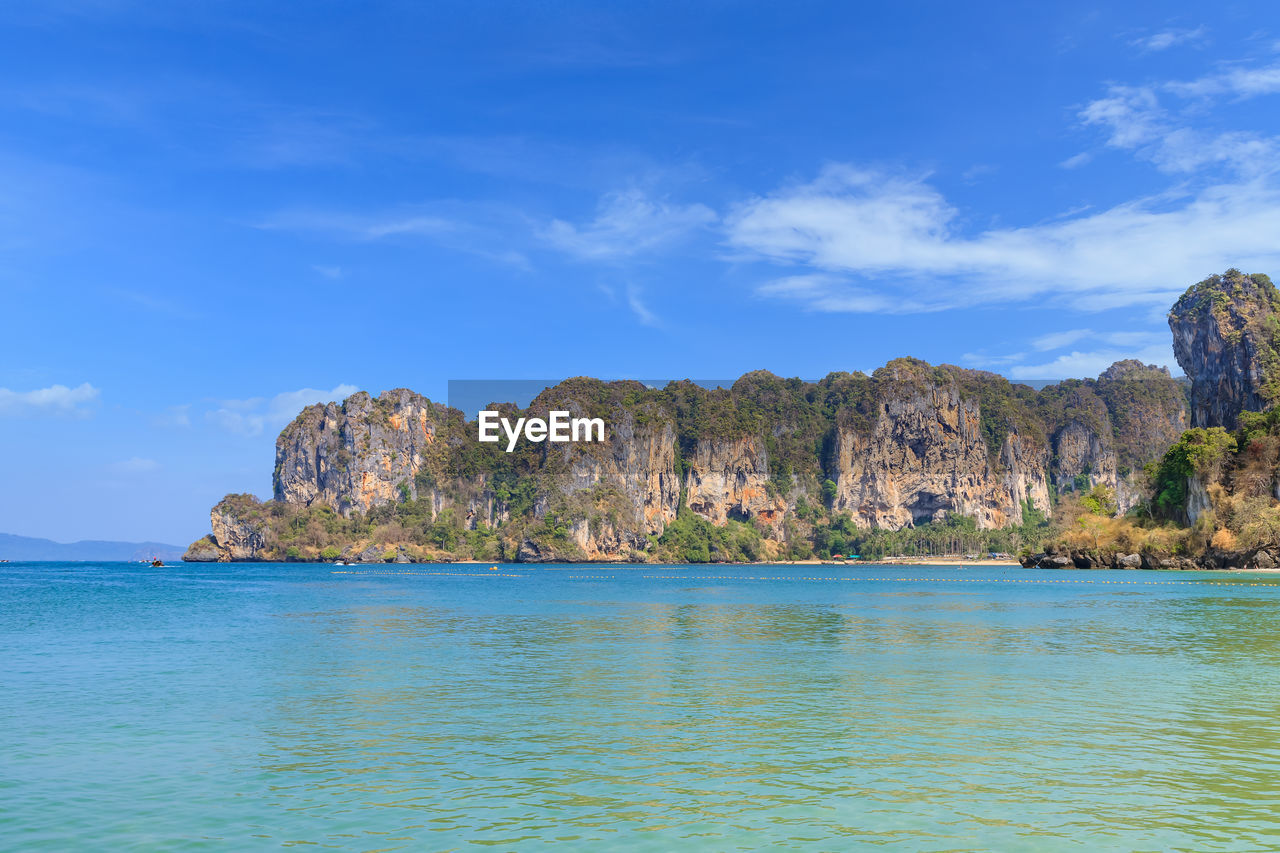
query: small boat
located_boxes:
[151,559,164,567]
[334,560,350,566]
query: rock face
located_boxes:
[830,365,1051,529]
[526,384,680,560]
[182,496,270,562]
[1035,360,1188,514]
[274,389,449,513]
[1051,421,1117,495]
[1170,269,1280,429]
[684,436,786,527]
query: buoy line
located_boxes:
[633,575,1276,587]
[330,569,1275,587]
[331,570,524,577]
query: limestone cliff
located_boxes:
[188,360,1188,561]
[830,361,1052,530]
[517,380,680,561]
[182,496,271,562]
[1170,269,1280,429]
[1035,361,1188,513]
[684,436,786,527]
[273,389,450,513]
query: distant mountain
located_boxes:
[0,533,185,562]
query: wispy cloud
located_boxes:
[108,457,159,474]
[1080,86,1164,149]
[625,284,659,326]
[150,404,190,428]
[728,163,1280,313]
[311,264,344,279]
[259,205,530,268]
[1166,62,1280,99]
[207,384,359,437]
[961,163,998,183]
[967,330,1176,379]
[542,188,716,261]
[1032,329,1092,351]
[0,382,99,417]
[732,55,1280,318]
[1129,26,1206,53]
[108,287,197,318]
[1007,342,1176,380]
[1080,83,1278,176]
[755,273,937,314]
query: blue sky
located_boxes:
[4,1,1280,545]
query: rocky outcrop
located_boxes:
[1021,543,1277,571]
[1170,269,1280,429]
[1035,361,1188,513]
[830,362,1051,530]
[1051,421,1117,494]
[182,496,270,562]
[684,436,786,527]
[527,385,681,560]
[274,389,449,513]
[182,536,221,562]
[999,429,1053,520]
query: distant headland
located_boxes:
[1,533,185,562]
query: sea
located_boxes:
[4,561,1280,851]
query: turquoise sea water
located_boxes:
[4,562,1280,851]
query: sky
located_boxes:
[3,0,1280,545]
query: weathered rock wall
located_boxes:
[1170,270,1280,429]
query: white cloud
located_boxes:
[1130,26,1206,52]
[1031,328,1167,353]
[208,384,359,437]
[1166,62,1280,99]
[542,188,716,261]
[961,350,1026,369]
[1060,152,1092,169]
[1081,86,1164,148]
[260,207,530,268]
[1080,69,1280,176]
[0,382,99,417]
[1008,340,1177,380]
[361,216,456,239]
[1099,329,1167,348]
[968,330,1177,380]
[1032,329,1092,351]
[729,164,1280,313]
[150,404,190,428]
[961,163,998,183]
[756,273,938,314]
[264,209,455,240]
[1148,128,1277,175]
[109,457,159,474]
[728,166,955,273]
[626,284,659,326]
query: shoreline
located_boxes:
[175,556,1280,573]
